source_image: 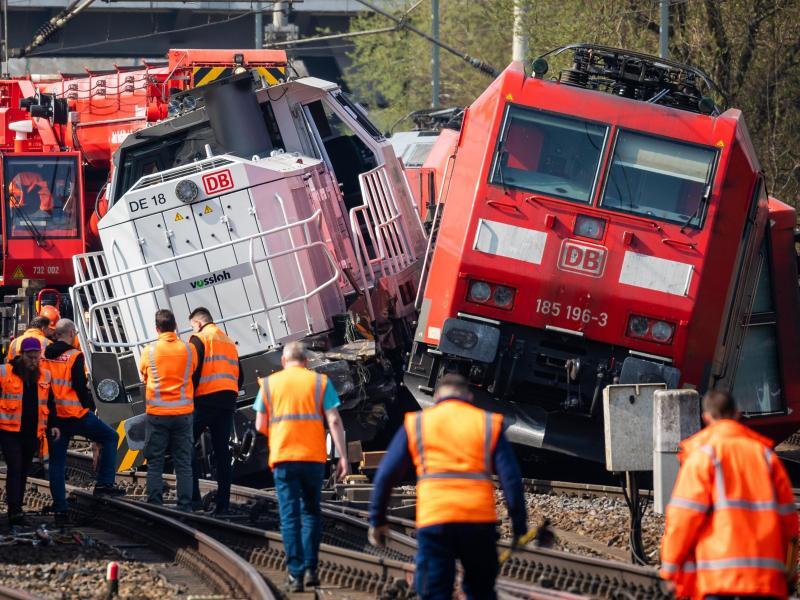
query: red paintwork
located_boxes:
[0,50,287,288]
[419,61,800,437]
[404,128,459,221]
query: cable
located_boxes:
[27,11,253,56]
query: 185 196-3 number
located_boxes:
[535,298,608,327]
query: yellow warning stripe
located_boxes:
[114,418,144,471]
[191,66,286,87]
[115,420,126,449]
[355,323,374,340]
[118,448,141,472]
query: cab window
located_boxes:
[731,237,783,415]
[601,131,716,227]
[3,155,79,239]
[490,105,608,204]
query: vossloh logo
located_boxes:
[190,270,232,289]
[165,263,252,297]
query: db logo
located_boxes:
[558,239,607,277]
[201,169,234,195]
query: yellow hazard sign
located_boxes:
[11,266,24,279]
[715,140,725,148]
[175,213,185,222]
[203,205,213,215]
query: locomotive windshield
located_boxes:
[601,131,716,227]
[490,106,607,203]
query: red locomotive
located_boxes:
[406,44,800,460]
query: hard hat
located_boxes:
[39,304,60,328]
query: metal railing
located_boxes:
[349,165,419,289]
[71,209,341,365]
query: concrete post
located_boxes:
[653,389,701,514]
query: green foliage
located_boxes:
[345,0,800,206]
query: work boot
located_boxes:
[304,568,320,588]
[286,574,303,593]
[53,512,71,527]
[93,483,126,497]
[8,512,30,528]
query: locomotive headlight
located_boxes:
[627,315,650,338]
[650,320,675,343]
[492,285,515,309]
[468,281,492,304]
[96,378,120,402]
[175,179,199,203]
[574,215,606,240]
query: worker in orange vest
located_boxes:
[660,390,799,600]
[8,171,53,215]
[187,307,242,515]
[7,316,51,361]
[39,305,60,340]
[369,374,528,600]
[43,318,124,526]
[140,309,198,512]
[0,337,58,527]
[254,341,350,592]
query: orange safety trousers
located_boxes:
[660,419,799,599]
[405,399,503,528]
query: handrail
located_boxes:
[72,209,340,351]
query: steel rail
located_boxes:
[1,472,273,600]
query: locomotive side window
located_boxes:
[601,131,716,227]
[490,106,607,204]
[731,238,783,415]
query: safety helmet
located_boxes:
[39,304,60,329]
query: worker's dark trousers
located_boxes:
[0,430,39,517]
[415,523,499,600]
[191,404,234,513]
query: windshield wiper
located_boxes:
[680,184,711,234]
[12,205,48,248]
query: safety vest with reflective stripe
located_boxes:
[405,399,503,528]
[140,332,197,416]
[7,329,50,361]
[0,364,51,437]
[259,366,327,468]
[42,349,88,419]
[194,324,239,397]
[660,419,798,599]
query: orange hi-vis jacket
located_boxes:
[139,332,197,416]
[9,172,53,211]
[194,323,239,397]
[405,399,503,528]
[0,364,51,437]
[258,366,328,469]
[7,328,50,361]
[42,349,89,419]
[660,419,799,599]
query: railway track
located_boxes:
[64,451,669,599]
[0,471,272,600]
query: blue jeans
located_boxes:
[416,523,499,600]
[49,412,119,512]
[273,461,325,578]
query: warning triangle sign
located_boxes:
[174,213,185,222]
[11,266,24,279]
[203,205,213,215]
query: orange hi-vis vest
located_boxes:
[7,329,50,361]
[42,349,89,419]
[405,399,503,528]
[259,366,328,468]
[194,323,239,397]
[9,172,53,211]
[660,420,799,599]
[0,364,51,437]
[140,332,197,416]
